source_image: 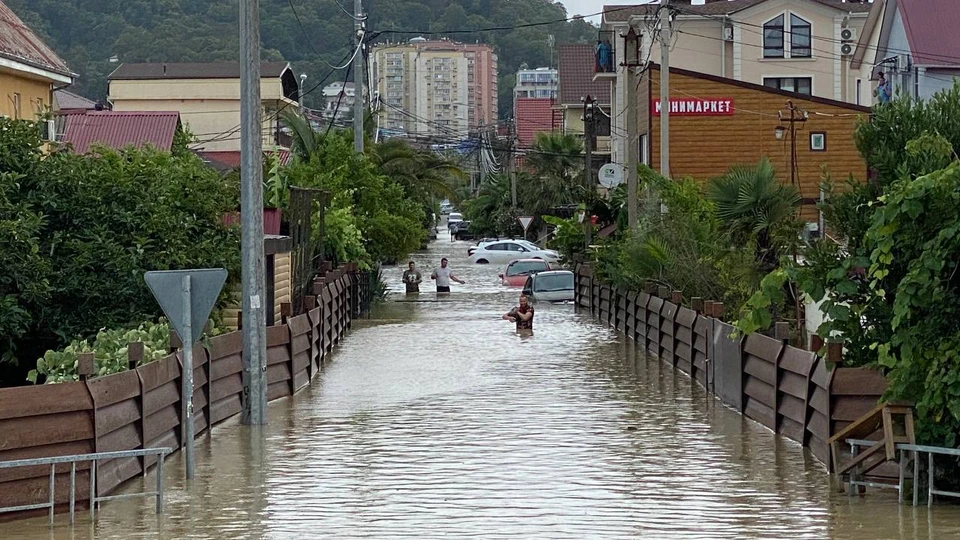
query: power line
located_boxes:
[370,5,636,36]
[325,63,353,137]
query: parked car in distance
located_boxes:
[451,220,477,241]
[467,240,560,265]
[447,212,463,230]
[499,259,552,286]
[522,270,575,302]
[467,238,544,257]
[440,200,454,214]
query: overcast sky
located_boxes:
[559,0,650,23]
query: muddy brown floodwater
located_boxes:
[4,227,960,539]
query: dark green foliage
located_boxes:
[9,0,596,117]
[0,118,240,384]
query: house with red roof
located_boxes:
[874,0,960,100]
[58,111,182,154]
[0,1,74,121]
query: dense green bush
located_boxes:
[0,118,240,384]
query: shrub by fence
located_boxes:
[0,266,362,522]
[574,263,886,469]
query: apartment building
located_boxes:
[598,0,882,166]
[372,38,497,138]
[514,66,558,100]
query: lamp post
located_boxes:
[621,25,642,230]
[299,73,307,115]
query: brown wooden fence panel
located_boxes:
[713,320,743,411]
[86,370,142,495]
[598,286,611,327]
[807,358,834,466]
[646,296,664,358]
[206,331,244,426]
[266,324,293,401]
[830,367,888,435]
[777,347,817,445]
[308,306,323,376]
[575,265,592,309]
[742,334,783,432]
[692,316,711,388]
[635,292,650,344]
[138,354,181,470]
[287,313,312,394]
[674,307,697,377]
[321,287,334,353]
[624,292,636,338]
[659,301,678,366]
[0,383,95,514]
[613,289,623,332]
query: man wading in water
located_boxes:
[503,294,534,331]
[402,261,422,294]
[430,258,465,294]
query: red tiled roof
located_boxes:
[515,98,557,149]
[603,0,872,21]
[558,44,612,106]
[896,0,960,67]
[0,1,72,76]
[198,150,292,171]
[61,111,180,154]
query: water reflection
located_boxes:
[5,228,960,539]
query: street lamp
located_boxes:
[774,125,786,140]
[298,73,307,114]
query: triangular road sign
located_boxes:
[518,216,534,232]
[145,269,228,344]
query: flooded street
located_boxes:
[5,227,960,539]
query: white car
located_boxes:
[447,212,463,229]
[468,238,541,257]
[467,240,560,265]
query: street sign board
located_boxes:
[518,216,534,232]
[144,269,227,345]
[598,163,625,188]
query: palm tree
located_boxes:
[524,132,583,185]
[706,157,801,272]
[370,139,464,201]
[280,110,321,161]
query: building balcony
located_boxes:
[594,31,616,77]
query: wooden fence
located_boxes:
[574,263,887,468]
[0,266,359,521]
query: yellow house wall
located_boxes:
[0,70,52,120]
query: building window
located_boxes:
[810,132,826,151]
[11,93,21,119]
[764,77,812,95]
[790,15,811,58]
[763,15,785,58]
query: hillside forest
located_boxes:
[8,0,598,118]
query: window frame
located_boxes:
[789,14,812,58]
[763,14,785,58]
[762,76,813,96]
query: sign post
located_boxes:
[145,269,227,480]
[518,216,534,240]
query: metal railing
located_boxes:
[845,439,960,507]
[0,447,172,526]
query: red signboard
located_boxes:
[652,98,735,116]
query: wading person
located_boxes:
[402,261,422,294]
[430,258,465,293]
[503,294,535,331]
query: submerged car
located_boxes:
[521,270,575,302]
[499,259,552,287]
[467,240,560,265]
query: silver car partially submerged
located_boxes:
[521,270,575,303]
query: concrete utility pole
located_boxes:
[659,0,672,179]
[583,95,594,191]
[508,121,517,207]
[239,0,267,426]
[625,64,639,229]
[353,0,365,153]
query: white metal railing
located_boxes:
[0,447,172,526]
[845,438,960,506]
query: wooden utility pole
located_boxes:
[659,0,672,179]
[353,0,365,153]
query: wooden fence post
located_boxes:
[280,302,292,323]
[713,302,725,319]
[827,340,843,366]
[691,297,704,313]
[810,333,824,354]
[671,291,683,305]
[78,352,95,381]
[128,342,145,371]
[657,285,670,299]
[775,322,791,345]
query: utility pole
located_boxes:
[583,95,594,192]
[353,0,365,153]
[625,64,639,229]
[508,120,517,207]
[659,0,672,179]
[239,0,267,425]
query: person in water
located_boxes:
[503,294,534,330]
[402,261,422,294]
[430,258,465,293]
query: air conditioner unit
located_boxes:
[840,27,857,42]
[722,25,734,41]
[841,43,854,56]
[41,119,57,142]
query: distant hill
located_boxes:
[8,0,596,118]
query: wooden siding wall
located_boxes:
[574,264,885,469]
[0,266,358,521]
[644,67,869,221]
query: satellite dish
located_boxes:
[598,163,625,188]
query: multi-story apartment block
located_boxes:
[372,38,497,138]
[514,67,559,100]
